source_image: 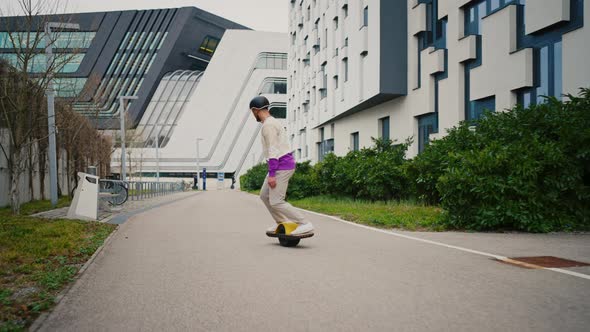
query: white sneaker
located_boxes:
[291,222,314,235]
[266,225,279,233]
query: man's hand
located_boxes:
[268,176,277,189]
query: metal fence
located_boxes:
[127,181,185,201]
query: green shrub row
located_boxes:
[241,89,590,232]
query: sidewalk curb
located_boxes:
[30,225,120,332]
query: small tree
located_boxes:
[0,0,100,213]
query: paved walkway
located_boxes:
[37,191,590,332]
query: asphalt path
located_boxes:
[38,190,590,332]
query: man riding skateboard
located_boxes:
[249,96,314,236]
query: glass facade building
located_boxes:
[0,8,247,129]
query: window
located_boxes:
[260,79,287,94]
[60,53,85,73]
[334,75,339,90]
[434,18,447,49]
[300,129,308,158]
[323,28,328,49]
[417,113,439,153]
[517,39,563,107]
[351,132,359,151]
[325,139,334,154]
[379,117,390,141]
[0,52,85,73]
[343,58,349,82]
[320,62,327,99]
[464,1,487,36]
[490,0,501,11]
[199,36,220,56]
[307,6,311,21]
[269,104,285,118]
[0,31,96,49]
[255,53,288,70]
[343,4,349,18]
[54,77,87,98]
[344,37,349,47]
[334,17,339,30]
[363,6,369,27]
[318,127,325,161]
[469,96,495,121]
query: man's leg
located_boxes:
[260,175,287,223]
[269,169,308,225]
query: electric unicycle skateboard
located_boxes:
[266,222,314,247]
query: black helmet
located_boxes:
[249,96,270,110]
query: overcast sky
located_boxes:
[1,0,289,33]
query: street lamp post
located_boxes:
[154,125,160,183]
[45,22,80,207]
[195,138,203,189]
[118,96,138,181]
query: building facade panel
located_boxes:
[288,0,589,161]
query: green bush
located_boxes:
[432,90,590,232]
[239,161,320,199]
[287,161,321,199]
[405,125,477,205]
[315,138,411,201]
[240,163,267,192]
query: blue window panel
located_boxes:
[380,117,390,141]
[517,39,563,107]
[418,113,439,153]
[469,96,496,121]
[351,132,359,151]
[520,90,532,108]
[477,2,487,31]
[490,0,501,11]
[536,45,549,104]
[326,139,334,153]
[469,7,476,23]
[434,18,447,49]
[554,40,562,100]
[464,1,486,36]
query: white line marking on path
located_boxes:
[297,208,590,281]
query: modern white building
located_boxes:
[111,30,289,186]
[288,0,590,160]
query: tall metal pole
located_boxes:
[118,96,138,181]
[155,125,160,183]
[196,138,203,189]
[44,25,58,207]
[44,22,80,207]
[119,100,126,181]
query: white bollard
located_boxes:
[67,172,99,221]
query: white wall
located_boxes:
[563,0,590,95]
[0,130,70,207]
